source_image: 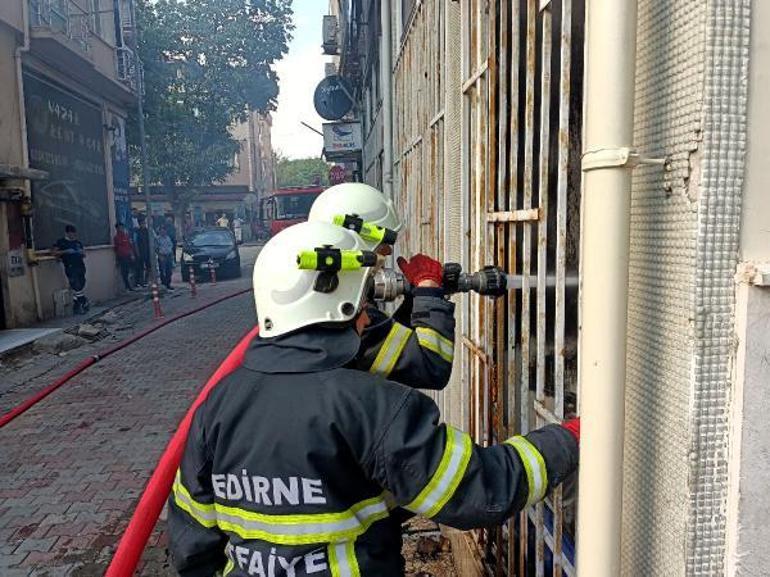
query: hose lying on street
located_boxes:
[104,325,259,577]
[0,287,252,429]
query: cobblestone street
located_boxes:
[0,251,259,576]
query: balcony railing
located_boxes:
[116,46,138,92]
[29,0,91,53]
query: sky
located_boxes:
[271,0,329,160]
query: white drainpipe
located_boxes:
[576,0,644,575]
[380,0,394,199]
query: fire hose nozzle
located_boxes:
[370,264,509,301]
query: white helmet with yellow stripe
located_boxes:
[253,221,377,338]
[308,183,402,250]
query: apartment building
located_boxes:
[0,0,137,328]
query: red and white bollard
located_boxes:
[151,282,164,318]
[208,259,217,284]
[188,265,197,298]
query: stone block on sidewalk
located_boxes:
[76,324,103,339]
[32,333,88,355]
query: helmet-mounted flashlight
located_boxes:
[297,247,380,272]
[332,214,398,246]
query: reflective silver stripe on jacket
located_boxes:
[173,471,389,545]
[504,436,548,506]
[328,540,361,577]
[368,323,412,377]
[415,326,454,363]
[405,426,473,518]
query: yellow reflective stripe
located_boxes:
[173,470,217,528]
[174,469,390,545]
[505,436,548,506]
[415,327,454,363]
[222,558,235,576]
[405,426,473,518]
[369,323,413,377]
[328,540,361,577]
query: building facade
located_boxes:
[0,0,136,328]
[332,1,768,576]
[130,111,275,240]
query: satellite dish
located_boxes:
[313,75,354,121]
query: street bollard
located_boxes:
[188,265,197,298]
[151,282,164,318]
[208,259,217,284]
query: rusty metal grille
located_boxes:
[394,0,447,262]
[459,0,585,574]
[392,0,584,574]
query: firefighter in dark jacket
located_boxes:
[168,221,580,577]
[308,183,454,391]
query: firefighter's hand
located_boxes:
[397,254,443,288]
[562,418,580,444]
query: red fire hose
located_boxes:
[105,326,259,577]
[0,287,251,429]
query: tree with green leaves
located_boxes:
[128,0,293,219]
[275,156,330,188]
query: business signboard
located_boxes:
[24,71,110,248]
[323,122,362,161]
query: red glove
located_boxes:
[562,418,580,444]
[397,254,443,287]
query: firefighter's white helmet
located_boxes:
[253,221,373,338]
[308,183,402,250]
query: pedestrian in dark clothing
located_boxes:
[135,219,151,287]
[166,216,177,264]
[156,226,175,290]
[113,223,135,291]
[54,225,89,315]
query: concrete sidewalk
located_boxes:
[0,268,253,417]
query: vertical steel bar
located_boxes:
[519,0,537,573]
[552,0,572,574]
[535,6,553,576]
[487,3,504,574]
[460,0,472,436]
[506,2,521,572]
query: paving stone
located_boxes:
[0,289,256,575]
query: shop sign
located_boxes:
[8,249,25,277]
[323,122,362,161]
[23,71,110,248]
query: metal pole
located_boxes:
[128,0,157,283]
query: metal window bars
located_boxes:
[28,0,93,53]
[393,0,585,574]
[459,1,585,574]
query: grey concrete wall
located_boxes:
[622,1,751,575]
[725,1,770,574]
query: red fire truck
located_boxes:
[258,186,325,239]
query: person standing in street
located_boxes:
[232,216,243,244]
[166,216,178,264]
[156,225,175,290]
[113,223,135,291]
[53,225,90,315]
[134,217,150,287]
[216,212,230,229]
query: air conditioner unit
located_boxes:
[322,15,339,55]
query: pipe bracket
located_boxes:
[582,147,667,172]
